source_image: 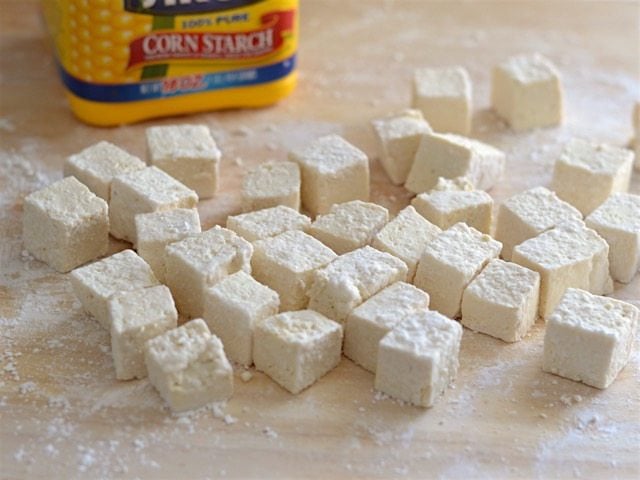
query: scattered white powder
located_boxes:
[240,370,253,382]
[263,427,278,439]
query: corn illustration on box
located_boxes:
[42,0,299,126]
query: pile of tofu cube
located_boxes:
[22,53,640,412]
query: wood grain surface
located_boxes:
[1,1,639,479]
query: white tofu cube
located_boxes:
[134,208,201,282]
[70,249,160,329]
[241,161,301,212]
[414,223,502,318]
[412,189,493,234]
[108,285,178,380]
[109,166,198,243]
[375,310,462,408]
[145,319,233,412]
[308,200,389,254]
[165,226,253,319]
[146,124,221,199]
[552,138,634,215]
[344,282,429,373]
[64,141,146,201]
[372,206,442,282]
[23,177,109,273]
[543,288,639,389]
[586,193,640,283]
[308,246,408,324]
[203,271,279,366]
[461,259,540,342]
[226,205,311,242]
[253,310,343,394]
[289,134,370,216]
[411,66,472,135]
[495,186,583,260]
[405,133,505,194]
[491,53,563,131]
[371,109,432,185]
[251,230,337,311]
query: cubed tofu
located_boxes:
[226,205,311,243]
[241,161,301,212]
[23,177,109,273]
[412,189,493,234]
[491,53,563,131]
[543,288,639,389]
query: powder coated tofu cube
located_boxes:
[134,208,201,282]
[253,310,343,394]
[64,141,146,201]
[70,249,160,329]
[251,230,337,311]
[461,259,540,342]
[543,288,639,389]
[405,133,505,194]
[412,189,493,234]
[241,161,301,212]
[412,66,472,135]
[495,186,583,260]
[145,319,233,412]
[552,138,634,215]
[586,193,640,283]
[226,205,311,243]
[146,124,221,199]
[108,285,178,380]
[308,246,408,324]
[375,310,462,408]
[372,206,442,282]
[203,271,279,366]
[289,134,370,216]
[414,223,502,318]
[491,53,563,131]
[308,200,389,254]
[109,166,198,243]
[344,282,430,373]
[371,109,432,185]
[165,226,253,319]
[23,177,109,273]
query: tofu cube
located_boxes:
[414,223,502,318]
[109,166,198,243]
[543,288,639,389]
[308,246,408,324]
[251,230,337,311]
[412,189,493,234]
[134,208,201,282]
[164,226,253,319]
[253,310,343,394]
[203,271,279,366]
[146,124,221,199]
[344,282,430,373]
[491,53,563,131]
[552,138,634,215]
[145,319,233,412]
[241,161,301,212]
[375,310,463,408]
[70,249,160,329]
[289,134,370,216]
[411,66,472,135]
[495,186,583,260]
[372,206,442,282]
[63,141,146,201]
[586,193,640,283]
[308,200,389,254]
[108,285,178,380]
[405,133,505,194]
[23,177,109,273]
[226,205,311,243]
[461,259,540,342]
[371,109,432,185]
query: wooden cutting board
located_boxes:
[1,1,638,478]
